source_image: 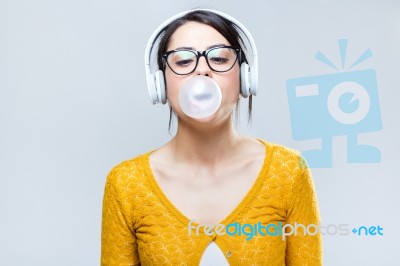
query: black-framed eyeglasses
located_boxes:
[162,45,241,75]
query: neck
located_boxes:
[169,116,241,166]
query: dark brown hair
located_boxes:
[156,10,253,131]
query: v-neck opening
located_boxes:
[144,139,274,229]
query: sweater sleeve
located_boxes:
[285,162,323,266]
[101,168,140,266]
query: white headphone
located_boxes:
[144,8,258,104]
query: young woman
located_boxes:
[101,9,322,265]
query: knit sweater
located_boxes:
[101,139,322,265]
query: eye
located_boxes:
[209,57,229,64]
[175,59,194,67]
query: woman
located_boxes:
[101,9,322,265]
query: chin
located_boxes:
[189,110,232,126]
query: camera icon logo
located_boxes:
[286,39,382,168]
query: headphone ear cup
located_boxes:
[240,63,250,98]
[147,73,159,104]
[155,70,167,104]
[249,65,258,96]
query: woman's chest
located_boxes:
[152,157,265,225]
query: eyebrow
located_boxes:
[174,43,227,51]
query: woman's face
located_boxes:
[164,21,241,124]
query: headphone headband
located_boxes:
[144,8,258,104]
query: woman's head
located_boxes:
[156,10,247,70]
[153,10,253,129]
[164,21,241,124]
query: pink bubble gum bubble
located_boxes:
[178,76,222,119]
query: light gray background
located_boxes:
[1,0,399,265]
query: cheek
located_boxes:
[164,69,182,106]
[219,69,241,103]
[165,70,177,95]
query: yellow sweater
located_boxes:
[101,139,322,265]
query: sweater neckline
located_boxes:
[144,139,274,229]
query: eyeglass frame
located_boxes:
[162,45,242,75]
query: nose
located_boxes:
[194,56,212,76]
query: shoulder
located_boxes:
[105,151,153,189]
[257,139,315,205]
[257,138,308,176]
[258,138,303,162]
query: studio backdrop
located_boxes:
[0,0,399,265]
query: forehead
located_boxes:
[167,21,231,50]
